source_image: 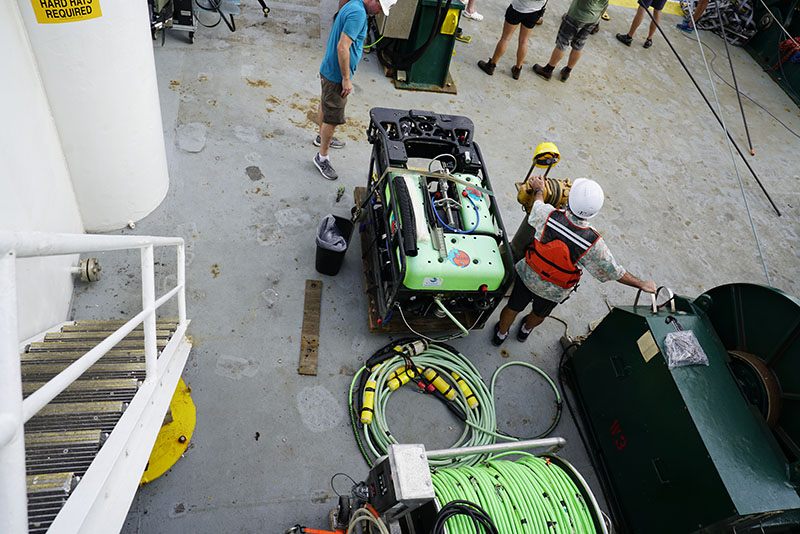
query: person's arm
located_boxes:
[616,271,657,294]
[337,32,354,97]
[525,175,551,226]
[527,175,546,203]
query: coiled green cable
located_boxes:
[431,454,599,534]
[348,342,563,467]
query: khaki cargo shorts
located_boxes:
[320,74,347,125]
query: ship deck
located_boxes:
[69,1,800,532]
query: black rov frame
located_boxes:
[355,108,515,328]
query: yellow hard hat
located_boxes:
[533,142,560,168]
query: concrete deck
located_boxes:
[68,1,799,532]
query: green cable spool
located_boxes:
[431,453,607,534]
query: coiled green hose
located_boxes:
[431,453,600,534]
[349,342,562,467]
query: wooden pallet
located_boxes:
[354,187,483,335]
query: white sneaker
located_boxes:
[463,10,483,21]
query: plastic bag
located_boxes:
[664,330,709,369]
[316,214,347,252]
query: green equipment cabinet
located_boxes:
[564,283,800,533]
[394,0,464,91]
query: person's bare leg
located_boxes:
[515,25,534,67]
[546,46,566,68]
[523,313,546,331]
[566,48,582,69]
[319,122,336,157]
[466,0,477,15]
[647,9,661,39]
[491,21,519,63]
[627,6,646,37]
[498,305,520,336]
[687,0,708,27]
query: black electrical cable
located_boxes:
[430,500,499,534]
[375,0,453,72]
[195,0,236,31]
[639,0,782,216]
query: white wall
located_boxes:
[15,0,169,232]
[1,1,84,340]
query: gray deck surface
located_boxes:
[67,1,800,532]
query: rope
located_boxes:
[684,6,772,285]
[431,454,600,534]
[642,6,773,285]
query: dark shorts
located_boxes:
[320,74,347,125]
[555,14,597,51]
[641,0,667,9]
[507,273,558,317]
[505,5,545,29]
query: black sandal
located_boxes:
[643,38,653,48]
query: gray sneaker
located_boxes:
[314,135,346,149]
[313,154,339,181]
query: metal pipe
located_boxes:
[0,231,183,258]
[141,245,158,381]
[425,437,566,459]
[0,251,30,534]
[639,2,781,217]
[713,1,753,155]
[177,244,187,326]
[23,307,150,421]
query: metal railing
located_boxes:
[0,231,187,533]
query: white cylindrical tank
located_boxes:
[15,0,169,232]
[2,1,83,341]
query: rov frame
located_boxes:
[357,108,514,329]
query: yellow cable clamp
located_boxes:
[451,371,479,409]
[423,368,456,400]
[361,379,377,424]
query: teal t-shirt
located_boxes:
[319,0,368,83]
[566,0,608,24]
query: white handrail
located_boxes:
[0,231,188,534]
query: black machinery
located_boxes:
[356,108,514,332]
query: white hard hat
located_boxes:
[568,178,604,219]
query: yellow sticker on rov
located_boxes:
[32,0,102,24]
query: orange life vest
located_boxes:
[525,210,600,289]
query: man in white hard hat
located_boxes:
[313,0,396,181]
[492,175,657,346]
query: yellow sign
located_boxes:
[31,0,102,24]
[637,330,661,363]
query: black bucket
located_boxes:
[315,215,354,276]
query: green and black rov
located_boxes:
[354,108,515,332]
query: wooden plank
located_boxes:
[354,187,483,335]
[298,280,322,376]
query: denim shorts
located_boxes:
[555,14,598,51]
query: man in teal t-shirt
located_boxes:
[313,0,393,181]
